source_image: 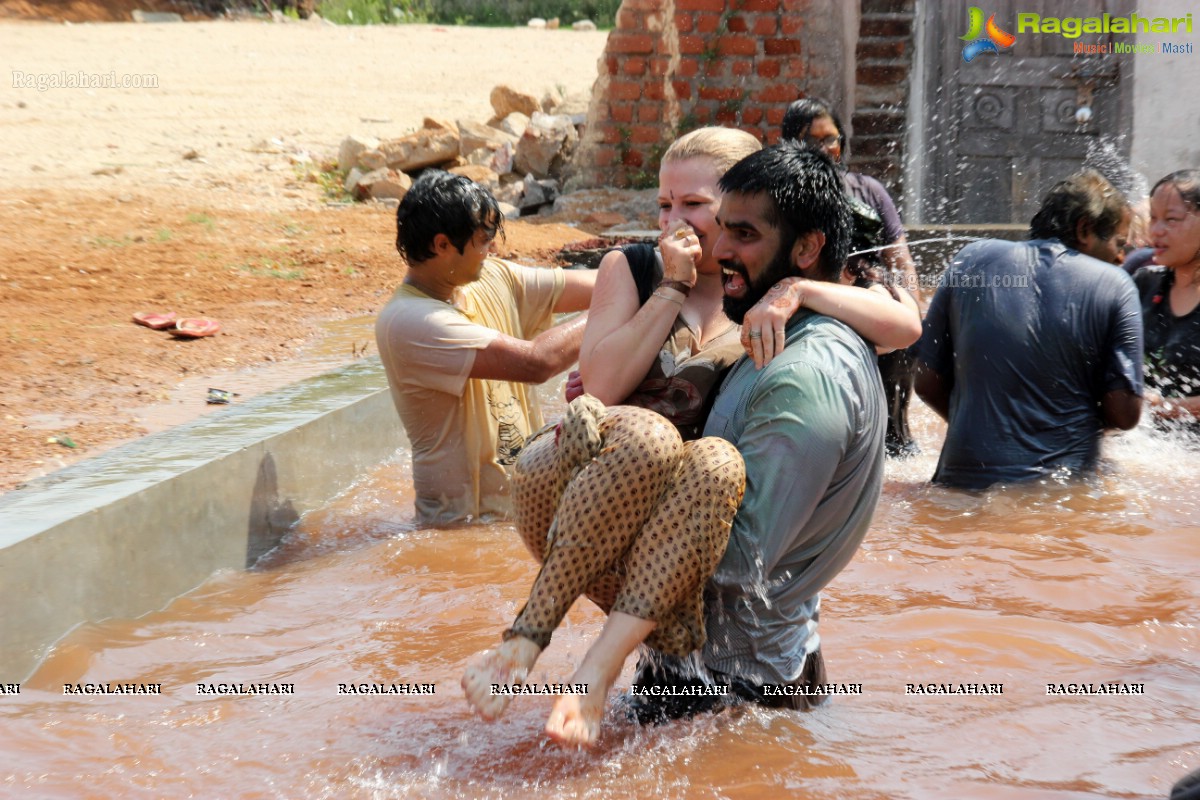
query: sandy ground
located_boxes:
[1,19,608,193]
[0,19,620,491]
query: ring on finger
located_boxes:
[674,228,689,240]
[749,329,762,339]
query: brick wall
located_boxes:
[848,0,915,200]
[572,0,851,188]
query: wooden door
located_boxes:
[920,0,1135,224]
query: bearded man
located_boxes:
[630,142,887,718]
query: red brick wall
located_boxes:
[848,0,915,199]
[575,0,827,188]
[573,0,915,196]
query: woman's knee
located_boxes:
[601,406,684,462]
[683,437,746,499]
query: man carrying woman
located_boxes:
[461,133,920,747]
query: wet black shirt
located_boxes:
[1133,267,1200,398]
[917,239,1144,490]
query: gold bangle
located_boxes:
[652,289,684,306]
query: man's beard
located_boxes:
[721,243,799,325]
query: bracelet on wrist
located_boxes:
[652,289,685,306]
[657,279,692,296]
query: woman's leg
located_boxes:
[505,403,682,650]
[544,436,744,746]
[462,399,682,720]
[879,349,919,458]
[508,422,563,563]
[615,435,744,656]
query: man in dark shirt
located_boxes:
[914,170,1143,489]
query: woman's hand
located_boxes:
[564,369,585,402]
[741,277,805,369]
[658,221,701,288]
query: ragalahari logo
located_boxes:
[960,7,1016,62]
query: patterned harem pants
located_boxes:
[504,396,745,658]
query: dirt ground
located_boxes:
[0,14,633,491]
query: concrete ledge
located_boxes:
[0,358,405,681]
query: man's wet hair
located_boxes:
[395,170,504,265]
[1028,169,1128,249]
[780,96,848,158]
[1151,169,1200,213]
[718,142,852,281]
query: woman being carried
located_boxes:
[461,128,921,747]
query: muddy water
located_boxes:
[2,404,1198,800]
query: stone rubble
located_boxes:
[335,82,601,218]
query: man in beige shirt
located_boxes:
[376,171,594,525]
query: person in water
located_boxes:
[1133,169,1200,426]
[462,142,895,746]
[374,171,594,526]
[914,169,1144,489]
[779,97,923,458]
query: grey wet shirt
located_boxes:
[701,311,885,685]
[916,239,1144,490]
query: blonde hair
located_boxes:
[661,126,762,177]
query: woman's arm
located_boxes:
[866,282,920,355]
[578,231,700,403]
[740,277,923,369]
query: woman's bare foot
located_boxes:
[544,663,614,747]
[543,611,656,748]
[461,635,542,720]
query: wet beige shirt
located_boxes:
[375,258,564,525]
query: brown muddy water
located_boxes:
[2,396,1198,800]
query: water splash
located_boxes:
[1085,135,1149,202]
[848,235,984,259]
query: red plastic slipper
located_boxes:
[170,318,222,339]
[132,311,178,330]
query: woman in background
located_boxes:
[1135,169,1200,424]
[780,97,922,457]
